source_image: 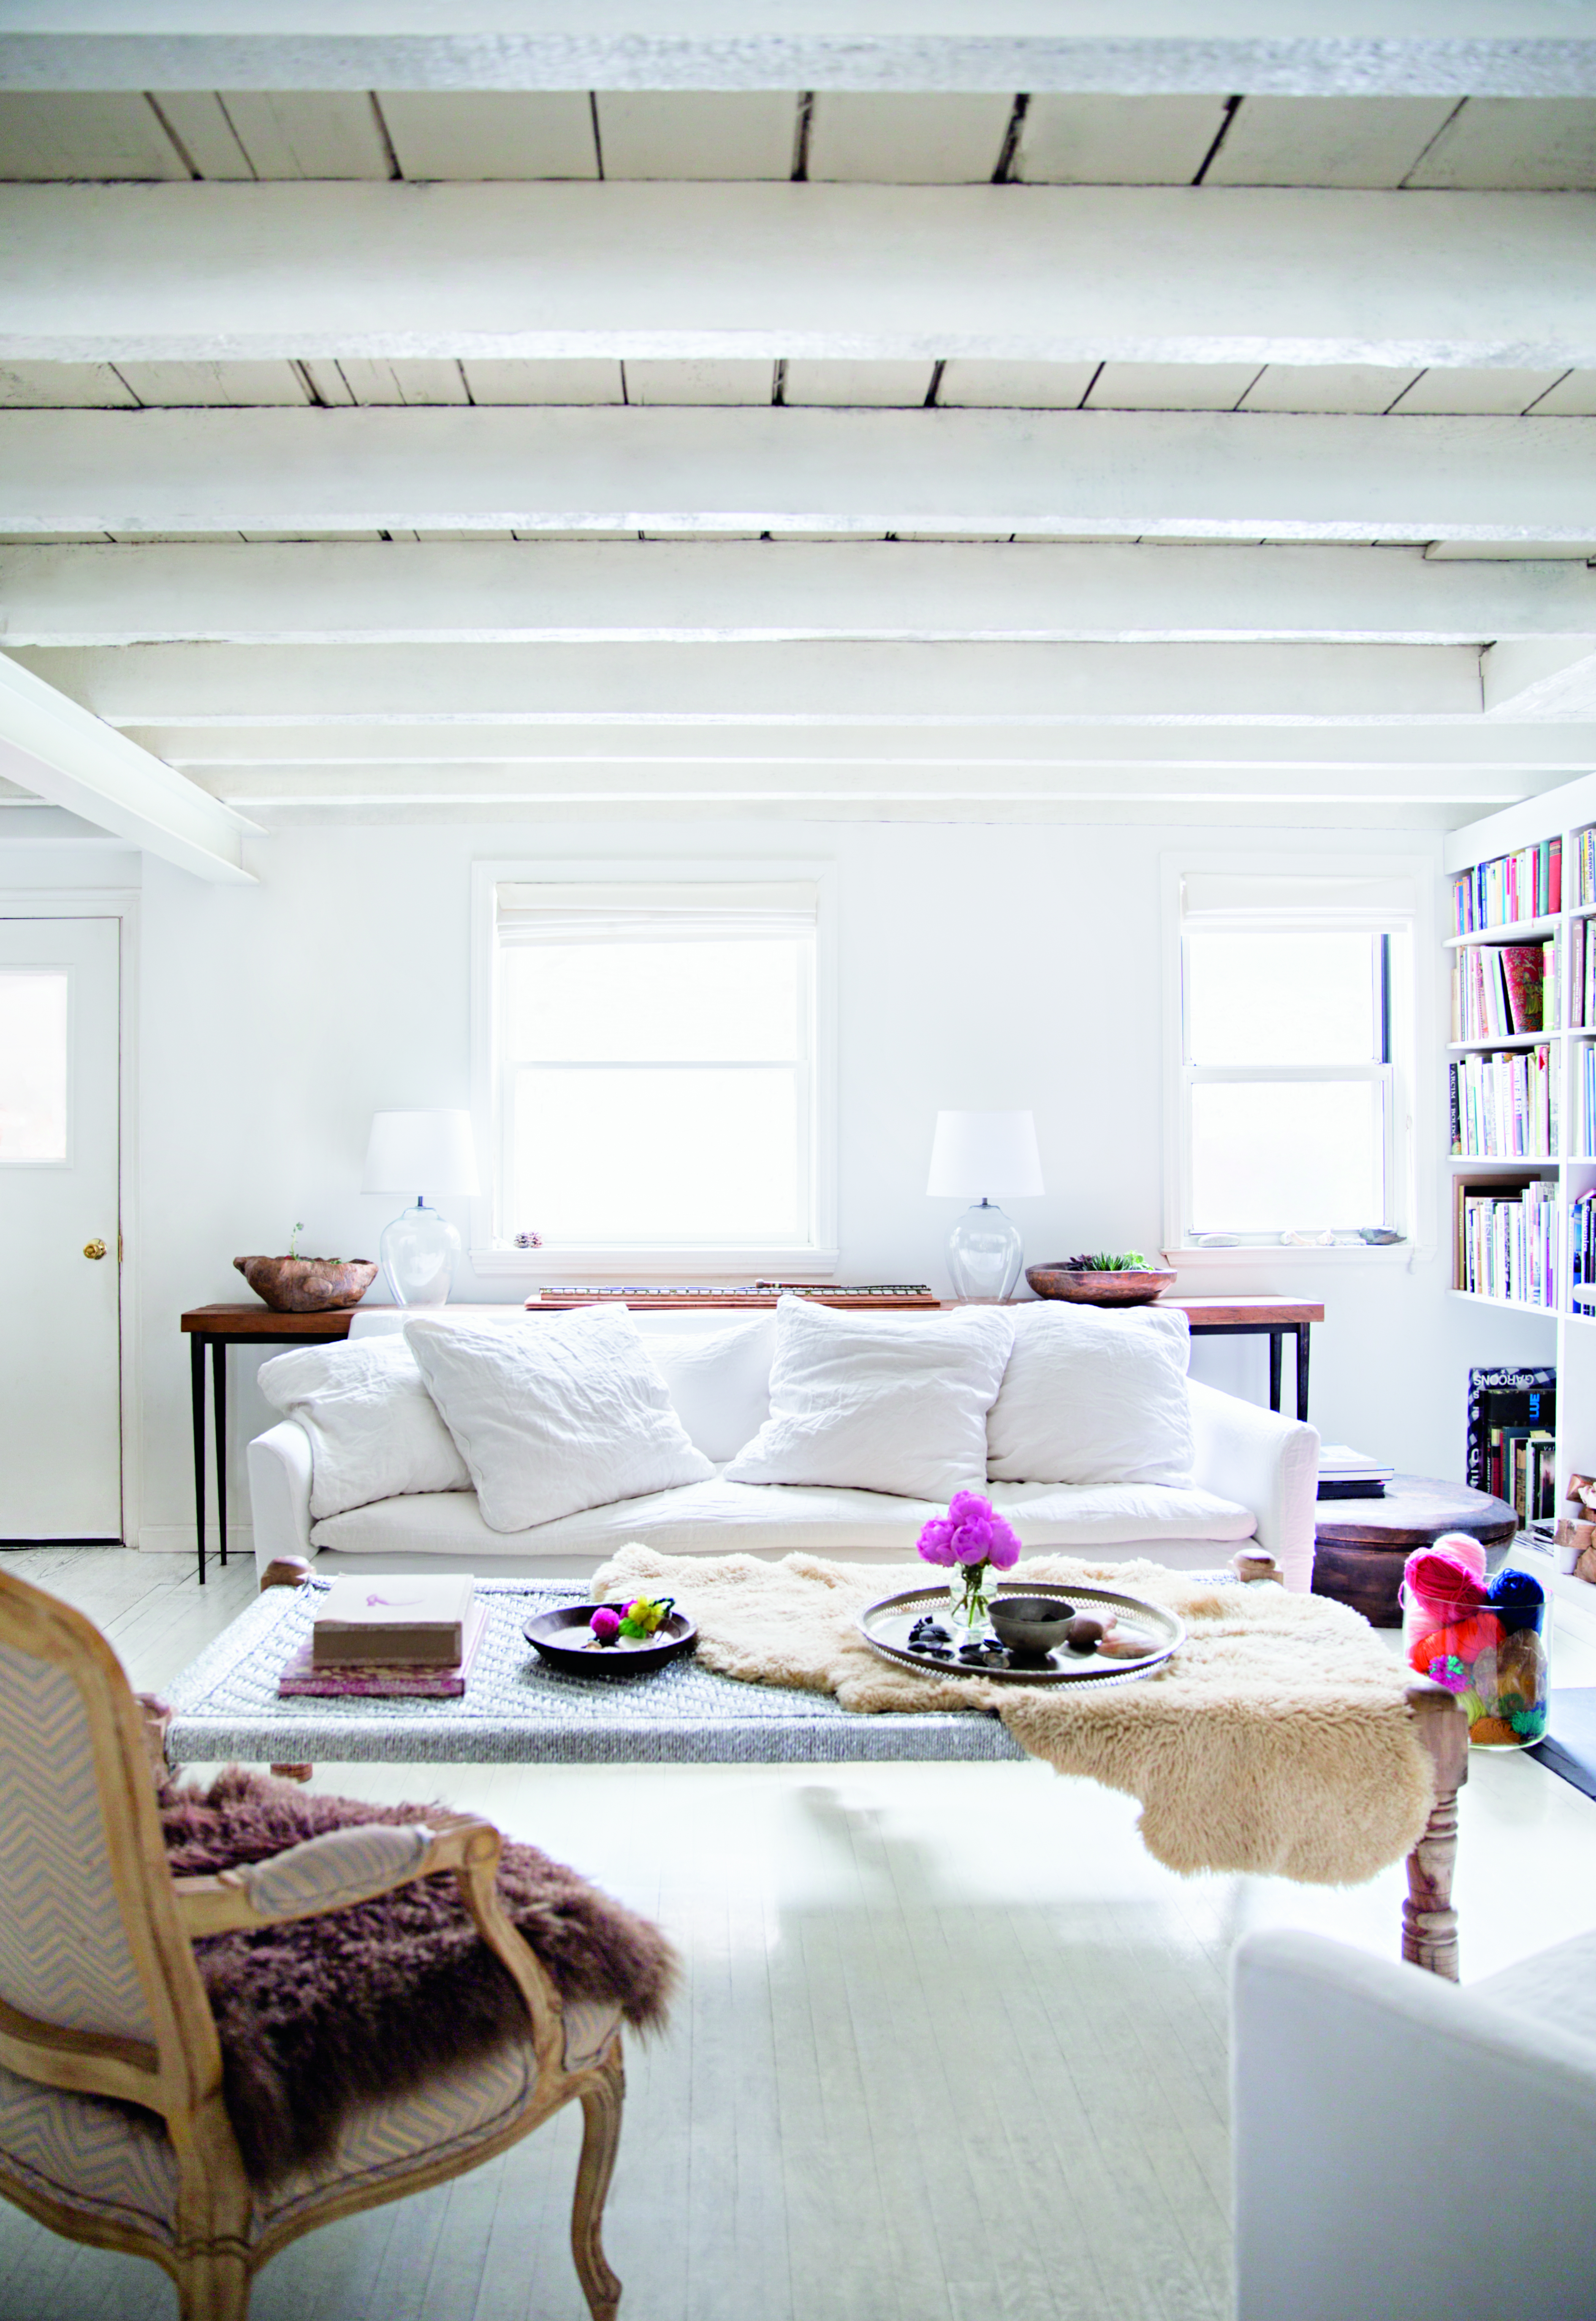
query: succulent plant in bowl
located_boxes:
[1024,1251,1178,1306]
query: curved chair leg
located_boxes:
[175,2245,251,2321]
[571,2044,625,2321]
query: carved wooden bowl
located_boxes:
[1024,1265,1178,1307]
[234,1255,379,1312]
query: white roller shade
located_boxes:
[1181,872,1417,935]
[497,881,818,944]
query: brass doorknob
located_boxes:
[83,1239,107,1260]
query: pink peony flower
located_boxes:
[944,1490,1023,1570]
[915,1516,957,1568]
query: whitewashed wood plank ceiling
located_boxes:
[0,13,1593,865]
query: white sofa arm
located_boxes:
[1186,1377,1319,1591]
[247,1419,316,1577]
[1233,1929,1596,2321]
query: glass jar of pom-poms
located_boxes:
[1402,1532,1549,1749]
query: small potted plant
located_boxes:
[234,1223,379,1314]
[1024,1249,1178,1306]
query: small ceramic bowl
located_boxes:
[1025,1265,1178,1306]
[988,1596,1078,1658]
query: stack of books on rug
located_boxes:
[278,1575,486,1698]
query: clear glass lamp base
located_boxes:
[379,1200,461,1306]
[945,1201,1024,1302]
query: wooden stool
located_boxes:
[1313,1474,1519,1627]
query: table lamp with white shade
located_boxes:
[926,1110,1045,1301]
[362,1109,480,1306]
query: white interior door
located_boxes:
[0,917,121,1540]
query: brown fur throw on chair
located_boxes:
[159,1767,675,2185]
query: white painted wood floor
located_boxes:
[4,1545,1596,2321]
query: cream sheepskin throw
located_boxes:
[593,1545,1437,1886]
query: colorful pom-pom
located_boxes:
[589,1605,622,1644]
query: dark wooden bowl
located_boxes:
[1025,1265,1178,1306]
[524,1604,698,1678]
[234,1255,380,1312]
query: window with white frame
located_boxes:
[1173,873,1415,1246]
[489,880,824,1254]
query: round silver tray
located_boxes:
[857,1581,1183,1686]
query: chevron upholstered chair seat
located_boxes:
[0,1569,631,2321]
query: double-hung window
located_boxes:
[1172,871,1417,1248]
[485,879,828,1262]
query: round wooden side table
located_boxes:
[1312,1473,1520,1627]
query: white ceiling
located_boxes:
[0,52,1593,869]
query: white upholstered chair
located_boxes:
[1232,1925,1596,2321]
[0,1565,629,2320]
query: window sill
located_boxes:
[470,1246,841,1281]
[1165,1243,1425,1268]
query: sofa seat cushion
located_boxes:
[311,1471,1257,1559]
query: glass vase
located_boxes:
[1402,1574,1550,1749]
[947,1560,999,1640]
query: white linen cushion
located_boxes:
[644,1319,774,1461]
[722,1295,1015,1501]
[257,1335,470,1520]
[404,1306,713,1534]
[311,1472,1256,1560]
[985,1301,1195,1487]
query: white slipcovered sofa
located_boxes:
[247,1304,1319,1588]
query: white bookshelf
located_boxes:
[1444,777,1596,1612]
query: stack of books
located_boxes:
[1316,1447,1395,1501]
[278,1574,485,1698]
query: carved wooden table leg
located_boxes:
[260,1557,315,1782]
[1402,1681,1470,1981]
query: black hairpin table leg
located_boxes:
[190,1332,208,1585]
[212,1337,228,1566]
[1295,1324,1311,1423]
[1268,1330,1283,1414]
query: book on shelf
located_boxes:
[1447,1044,1556,1158]
[1466,1367,1555,1498]
[1571,1187,1596,1307]
[1489,1426,1557,1526]
[1573,917,1596,1032]
[1576,824,1596,912]
[284,1601,489,1698]
[1452,837,1561,934]
[311,1573,474,1667]
[1456,1178,1558,1306]
[1450,939,1556,1041]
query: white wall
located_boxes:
[3,811,1549,1552]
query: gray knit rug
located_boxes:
[163,1578,1027,1767]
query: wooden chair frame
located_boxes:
[0,1566,626,2321]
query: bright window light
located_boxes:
[0,970,68,1163]
[496,914,816,1249]
[1186,932,1380,1067]
[1181,926,1399,1238]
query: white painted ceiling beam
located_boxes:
[4,185,1593,371]
[2,4,1589,97]
[3,408,1591,545]
[0,649,255,880]
[1483,636,1596,717]
[133,721,1596,776]
[183,761,1544,811]
[10,639,1483,725]
[5,539,1595,647]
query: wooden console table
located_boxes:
[180,1305,368,1585]
[1169,1298,1323,1425]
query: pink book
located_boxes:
[279,1602,489,1698]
